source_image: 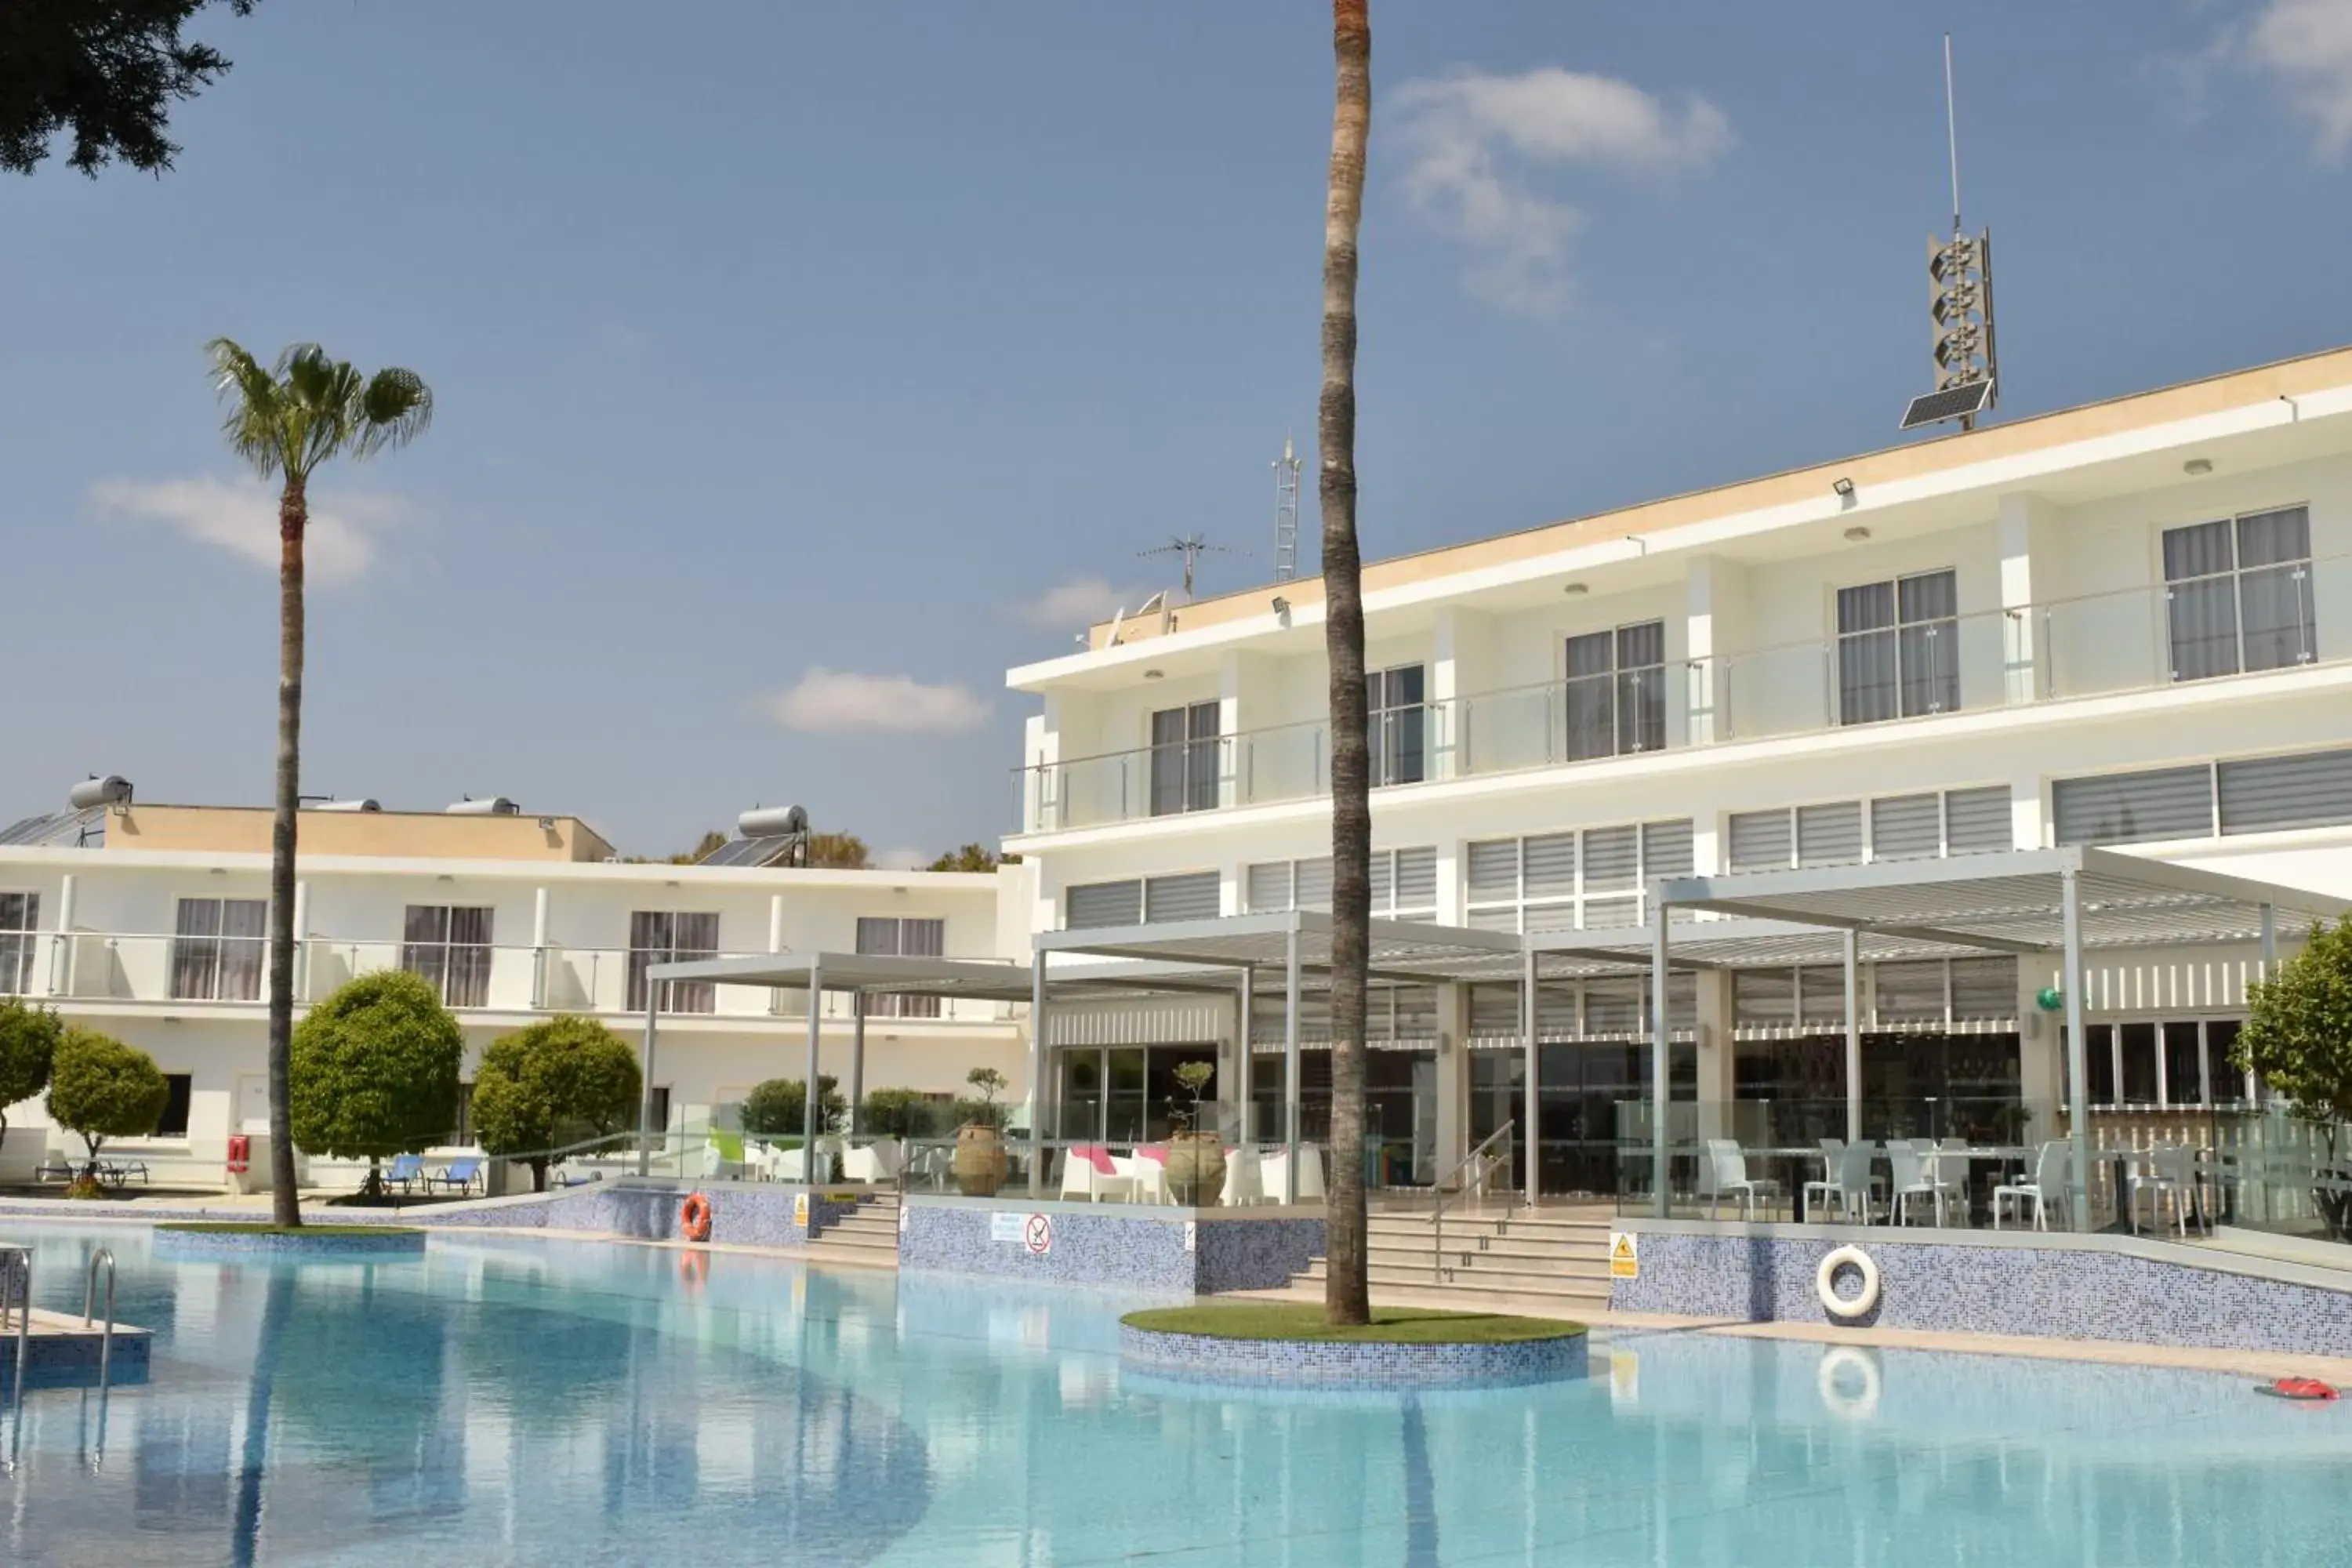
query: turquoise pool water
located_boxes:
[3,1222,2348,1565]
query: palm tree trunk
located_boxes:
[1320,0,1373,1327]
[266,475,306,1227]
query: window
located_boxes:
[1564,620,1666,760]
[1730,787,2012,869]
[171,898,266,1001]
[0,892,36,996]
[1066,873,1219,928]
[1731,957,2016,1029]
[1836,569,1958,724]
[1247,848,1438,919]
[2216,747,2352,836]
[2163,506,2314,682]
[1367,665,1427,786]
[1149,702,1221,816]
[154,1073,193,1138]
[2078,1018,2253,1109]
[401,906,495,1007]
[856,916,945,1018]
[2053,766,2214,846]
[1464,818,1693,932]
[626,911,719,1013]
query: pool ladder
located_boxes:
[0,1245,117,1404]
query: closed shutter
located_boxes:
[1523,901,1581,935]
[1797,965,1851,1025]
[1583,825,1639,891]
[1245,862,1292,913]
[1875,960,1948,1023]
[1668,973,1698,1032]
[1734,968,1795,1027]
[1392,847,1438,913]
[1368,851,1392,913]
[1466,906,1520,933]
[1871,793,1942,860]
[1293,857,1334,911]
[1143,871,1220,923]
[1582,897,1642,930]
[1642,818,1695,879]
[1796,801,1864,866]
[2218,748,2352,836]
[1584,977,1643,1033]
[1389,985,1438,1040]
[1469,984,1521,1036]
[1535,982,1581,1037]
[1523,833,1577,898]
[1729,810,1793,871]
[1466,840,1519,904]
[1944,786,2013,854]
[1066,880,1142,929]
[1949,956,2018,1021]
[2052,766,2213,845]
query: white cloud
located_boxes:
[1017,575,1154,631]
[89,474,411,587]
[1390,66,1732,317]
[876,845,931,871]
[760,669,991,734]
[2243,0,2352,158]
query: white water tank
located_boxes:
[445,797,519,816]
[314,798,382,812]
[67,775,132,810]
[736,804,808,838]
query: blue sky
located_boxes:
[4,2,2349,861]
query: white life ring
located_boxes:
[1817,1345,1882,1420]
[1817,1244,1880,1320]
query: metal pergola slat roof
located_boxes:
[1033,909,1527,985]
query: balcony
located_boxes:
[1010,560,2337,834]
[7,934,1013,1025]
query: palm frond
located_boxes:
[354,368,434,459]
[205,336,289,479]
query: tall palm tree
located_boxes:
[206,339,433,1227]
[1319,0,1373,1327]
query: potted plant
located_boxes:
[1163,1059,1225,1207]
[950,1066,1010,1197]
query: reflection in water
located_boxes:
[2,1226,2350,1566]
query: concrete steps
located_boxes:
[1290,1203,1618,1312]
[808,1196,901,1268]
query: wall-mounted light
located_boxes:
[1831,477,1855,499]
[1270,595,1290,615]
[1144,669,1164,680]
[2183,458,2214,476]
[1561,582,1589,597]
[537,815,556,830]
[1843,525,1872,543]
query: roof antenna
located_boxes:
[1139,533,1242,602]
[1900,31,2000,434]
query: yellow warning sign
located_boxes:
[1608,1231,1639,1279]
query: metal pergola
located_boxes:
[1648,845,2352,1228]
[1033,911,1525,1200]
[641,950,1234,1173]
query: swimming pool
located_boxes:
[3,1222,2347,1565]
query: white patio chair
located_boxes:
[2128,1145,2196,1236]
[1292,1145,1326,1203]
[1993,1139,2067,1231]
[1815,1142,1880,1224]
[1697,1140,1780,1221]
[1219,1145,1262,1206]
[1801,1138,1847,1221]
[1887,1141,1954,1227]
[1115,1152,1171,1206]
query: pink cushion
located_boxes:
[1137,1145,1169,1165]
[1074,1145,1118,1176]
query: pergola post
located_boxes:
[1521,944,1540,1206]
[2060,869,2090,1231]
[803,957,824,1177]
[1236,964,1255,1145]
[1650,902,1671,1218]
[1842,928,1862,1145]
[849,1000,867,1138]
[638,988,659,1178]
[1283,925,1301,1204]
[1029,949,1048,1197]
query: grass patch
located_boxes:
[156,1222,419,1237]
[1122,1304,1584,1345]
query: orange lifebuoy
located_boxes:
[679,1191,713,1242]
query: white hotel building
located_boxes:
[1004,345,2352,1198]
[0,801,1026,1186]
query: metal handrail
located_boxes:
[82,1248,116,1392]
[2,1243,29,1408]
[1431,1120,1515,1283]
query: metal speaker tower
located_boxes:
[1901,34,2000,433]
[1272,434,1301,583]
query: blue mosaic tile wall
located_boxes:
[1611,1229,2352,1357]
[24,1327,151,1386]
[898,1200,1324,1294]
[1120,1323,1588,1389]
[149,1226,426,1258]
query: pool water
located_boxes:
[2,1223,2348,1566]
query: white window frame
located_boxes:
[170,896,267,1002]
[856,915,946,1018]
[1834,567,1961,725]
[0,891,39,996]
[401,904,496,1008]
[626,910,720,1014]
[1461,820,1690,933]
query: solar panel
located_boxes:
[0,806,103,847]
[1899,379,1994,431]
[697,833,802,868]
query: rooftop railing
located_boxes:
[1011,557,2341,833]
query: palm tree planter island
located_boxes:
[1118,1305,1589,1391]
